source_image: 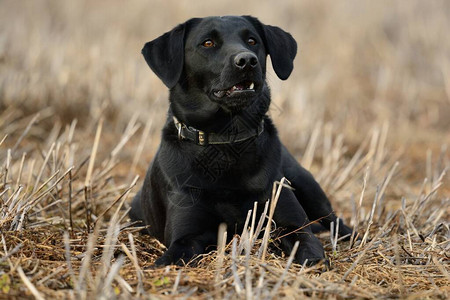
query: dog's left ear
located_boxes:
[142,19,199,88]
[244,16,297,80]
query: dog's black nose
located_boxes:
[234,52,258,70]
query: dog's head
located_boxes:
[142,16,297,116]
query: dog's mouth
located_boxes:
[212,81,255,98]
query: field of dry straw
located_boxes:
[0,0,449,299]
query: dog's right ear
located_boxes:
[142,22,187,89]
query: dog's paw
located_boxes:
[294,235,325,266]
[338,222,358,241]
[153,253,181,267]
[154,256,171,267]
[153,252,191,267]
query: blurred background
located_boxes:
[1,0,449,183]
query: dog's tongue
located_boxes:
[213,85,240,98]
[232,83,244,91]
[214,82,254,98]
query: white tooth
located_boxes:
[249,82,254,90]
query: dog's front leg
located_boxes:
[155,231,217,266]
[281,146,354,238]
[155,199,218,266]
[273,189,325,265]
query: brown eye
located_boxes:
[202,39,214,47]
[248,38,256,45]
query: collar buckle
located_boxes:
[173,117,184,140]
[198,131,206,146]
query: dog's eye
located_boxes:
[248,38,257,45]
[202,39,215,48]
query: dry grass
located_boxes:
[0,0,449,299]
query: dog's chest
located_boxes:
[192,140,262,184]
[213,196,263,234]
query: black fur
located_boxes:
[131,16,353,266]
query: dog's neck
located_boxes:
[171,114,265,146]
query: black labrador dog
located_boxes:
[130,16,353,266]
